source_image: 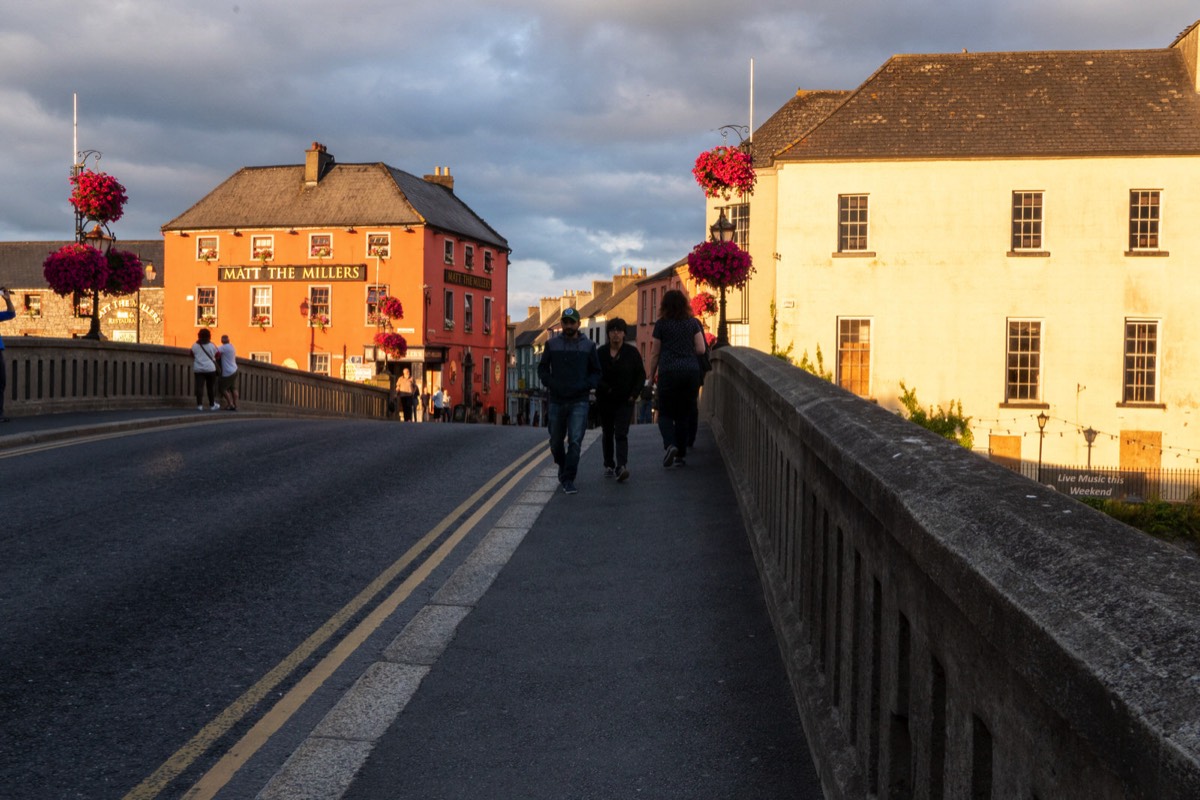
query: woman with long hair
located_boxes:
[646,289,706,467]
[191,328,220,411]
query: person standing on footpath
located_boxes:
[596,318,644,483]
[397,367,416,421]
[191,328,221,411]
[646,289,706,468]
[537,307,601,495]
[0,288,16,422]
[215,334,240,411]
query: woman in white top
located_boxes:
[190,328,221,410]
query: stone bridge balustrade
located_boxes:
[704,347,1200,800]
[3,338,388,419]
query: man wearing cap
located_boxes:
[538,307,601,494]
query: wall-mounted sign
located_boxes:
[443,269,492,291]
[218,264,368,282]
[1046,468,1128,499]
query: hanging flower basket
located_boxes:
[686,240,754,289]
[378,295,404,321]
[42,243,110,296]
[692,145,755,200]
[70,171,128,223]
[690,291,718,317]
[104,249,145,295]
[374,331,408,359]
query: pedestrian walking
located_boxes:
[191,328,221,411]
[646,289,705,468]
[596,318,644,483]
[397,368,417,421]
[215,334,240,411]
[0,288,15,422]
[537,307,601,494]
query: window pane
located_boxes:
[1011,191,1043,249]
[1005,320,1041,401]
[1124,320,1158,403]
[838,195,868,252]
[1129,191,1160,250]
[837,318,871,396]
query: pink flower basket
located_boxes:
[690,291,718,316]
[105,249,145,295]
[686,240,754,290]
[692,146,756,200]
[378,295,405,321]
[43,243,110,296]
[69,171,128,223]
[374,331,408,359]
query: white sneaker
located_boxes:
[211,403,221,410]
[197,405,205,411]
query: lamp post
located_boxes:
[1036,411,1050,484]
[300,297,315,371]
[82,224,112,340]
[1083,426,1098,469]
[137,261,156,343]
[709,209,737,348]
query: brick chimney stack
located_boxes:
[305,142,334,186]
[423,166,455,191]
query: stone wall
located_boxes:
[3,338,388,419]
[704,346,1200,799]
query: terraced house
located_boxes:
[162,142,510,417]
[720,19,1200,473]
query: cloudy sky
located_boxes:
[1,1,1195,311]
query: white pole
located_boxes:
[749,58,754,143]
[72,92,77,170]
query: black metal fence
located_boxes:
[1009,460,1200,503]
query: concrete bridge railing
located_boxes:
[2,338,388,419]
[704,347,1200,800]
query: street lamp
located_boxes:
[1036,411,1050,484]
[709,209,736,348]
[82,224,112,340]
[1083,426,1098,469]
[137,261,156,343]
[300,297,315,371]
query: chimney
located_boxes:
[528,305,539,320]
[305,142,334,186]
[592,280,613,298]
[614,267,642,292]
[423,165,455,191]
[539,296,561,323]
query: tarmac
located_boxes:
[1,409,824,799]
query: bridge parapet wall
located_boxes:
[2,338,387,419]
[705,346,1200,799]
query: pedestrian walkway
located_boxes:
[263,422,823,799]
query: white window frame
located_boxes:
[310,352,331,375]
[249,352,271,363]
[1011,191,1044,251]
[836,317,872,397]
[309,233,332,259]
[367,232,390,259]
[1005,318,1043,402]
[1123,318,1161,404]
[483,296,493,335]
[196,286,218,325]
[308,285,331,328]
[366,284,388,326]
[464,244,475,270]
[444,288,455,329]
[464,292,474,332]
[444,238,455,265]
[484,250,494,273]
[251,235,274,261]
[1129,190,1162,252]
[838,194,869,253]
[197,235,219,262]
[251,285,273,327]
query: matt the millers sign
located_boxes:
[443,269,492,291]
[218,264,367,282]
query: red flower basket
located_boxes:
[378,295,405,321]
[690,291,718,316]
[374,331,408,359]
[69,171,128,223]
[686,240,754,290]
[43,243,110,296]
[105,249,145,295]
[692,146,756,200]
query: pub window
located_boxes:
[444,238,455,265]
[367,233,390,259]
[74,291,93,318]
[251,285,273,327]
[366,284,389,325]
[1129,190,1161,251]
[464,293,474,332]
[24,293,42,319]
[837,317,872,397]
[483,356,492,392]
[444,288,455,329]
[838,194,869,252]
[310,352,331,375]
[1011,191,1043,250]
[196,286,217,325]
[308,285,331,327]
[465,244,475,270]
[484,250,494,273]
[249,352,271,363]
[251,235,274,261]
[1124,319,1160,403]
[483,296,494,334]
[1006,319,1042,402]
[197,236,219,262]
[309,233,332,259]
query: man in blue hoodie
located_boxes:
[538,307,601,494]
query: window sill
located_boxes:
[1125,250,1169,257]
[832,251,876,258]
[1007,250,1050,258]
[999,401,1049,409]
[1115,402,1166,410]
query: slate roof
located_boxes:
[750,90,850,167]
[0,241,165,289]
[776,46,1200,161]
[162,162,508,250]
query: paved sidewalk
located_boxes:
[266,422,822,799]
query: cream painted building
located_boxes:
[710,19,1200,472]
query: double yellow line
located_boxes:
[125,441,548,799]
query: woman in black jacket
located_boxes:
[596,318,645,482]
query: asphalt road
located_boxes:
[0,417,547,799]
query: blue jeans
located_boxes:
[548,399,589,482]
